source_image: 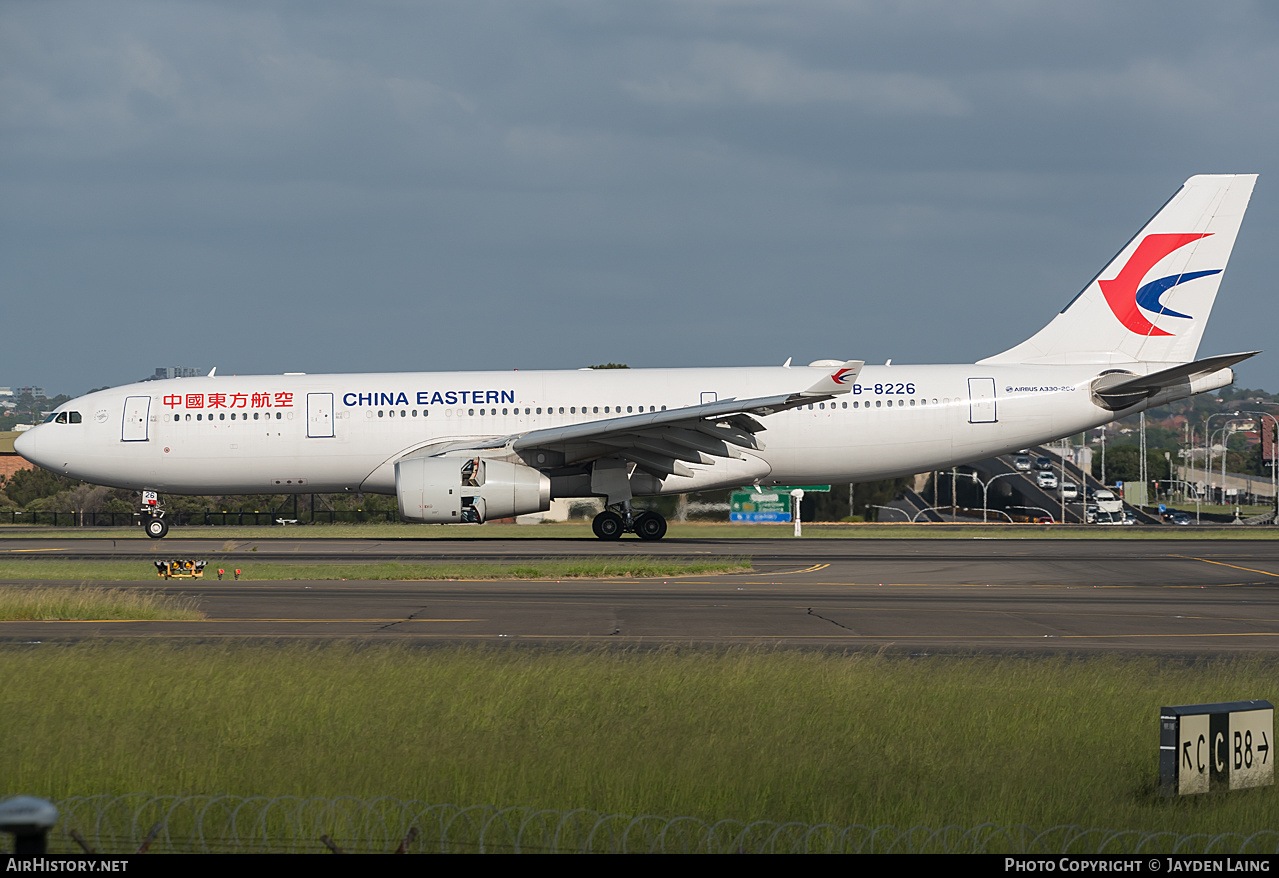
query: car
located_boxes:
[1036,471,1058,489]
[1084,504,1099,523]
[1013,455,1032,472]
[1059,481,1079,501]
[1035,457,1054,472]
[1167,511,1193,525]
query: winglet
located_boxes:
[801,360,863,397]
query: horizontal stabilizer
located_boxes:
[1092,351,1258,410]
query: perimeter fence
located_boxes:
[2,796,1277,854]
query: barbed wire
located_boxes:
[2,796,1276,854]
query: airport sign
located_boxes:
[1160,700,1273,795]
[730,491,791,523]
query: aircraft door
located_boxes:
[307,393,334,438]
[968,378,997,424]
[122,396,150,441]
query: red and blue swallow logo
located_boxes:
[1100,233,1220,336]
[831,368,855,385]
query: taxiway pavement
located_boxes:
[3,536,1278,652]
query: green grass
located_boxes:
[1,643,1274,835]
[0,557,749,582]
[0,585,204,620]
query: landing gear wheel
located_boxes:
[592,510,624,540]
[633,511,668,541]
[145,517,169,539]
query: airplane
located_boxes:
[15,173,1259,540]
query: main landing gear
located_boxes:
[591,506,668,541]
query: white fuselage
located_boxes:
[17,362,1139,498]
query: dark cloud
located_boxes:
[2,1,1277,393]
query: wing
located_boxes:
[429,360,863,480]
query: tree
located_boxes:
[1091,445,1168,484]
[3,468,80,507]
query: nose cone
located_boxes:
[12,428,37,464]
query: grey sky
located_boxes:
[4,1,1278,395]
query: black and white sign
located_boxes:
[1160,700,1273,796]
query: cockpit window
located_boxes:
[43,411,82,424]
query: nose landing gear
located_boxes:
[140,490,168,539]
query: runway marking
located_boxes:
[1179,556,1279,578]
[5,548,67,553]
[0,618,484,624]
[754,564,830,576]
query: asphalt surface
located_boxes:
[3,536,1279,652]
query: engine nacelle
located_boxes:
[395,457,551,524]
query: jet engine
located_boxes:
[395,456,551,524]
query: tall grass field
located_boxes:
[2,643,1274,833]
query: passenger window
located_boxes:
[536,408,542,414]
[378,410,384,418]
[276,412,282,419]
[875,400,882,408]
[593,407,599,413]
[254,412,259,420]
[468,409,475,416]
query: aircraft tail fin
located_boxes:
[979,174,1257,366]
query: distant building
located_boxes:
[147,367,204,381]
[1,431,35,479]
[15,387,45,399]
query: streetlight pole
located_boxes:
[968,471,1021,524]
[1204,412,1242,508]
[866,504,910,523]
[1239,410,1279,524]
